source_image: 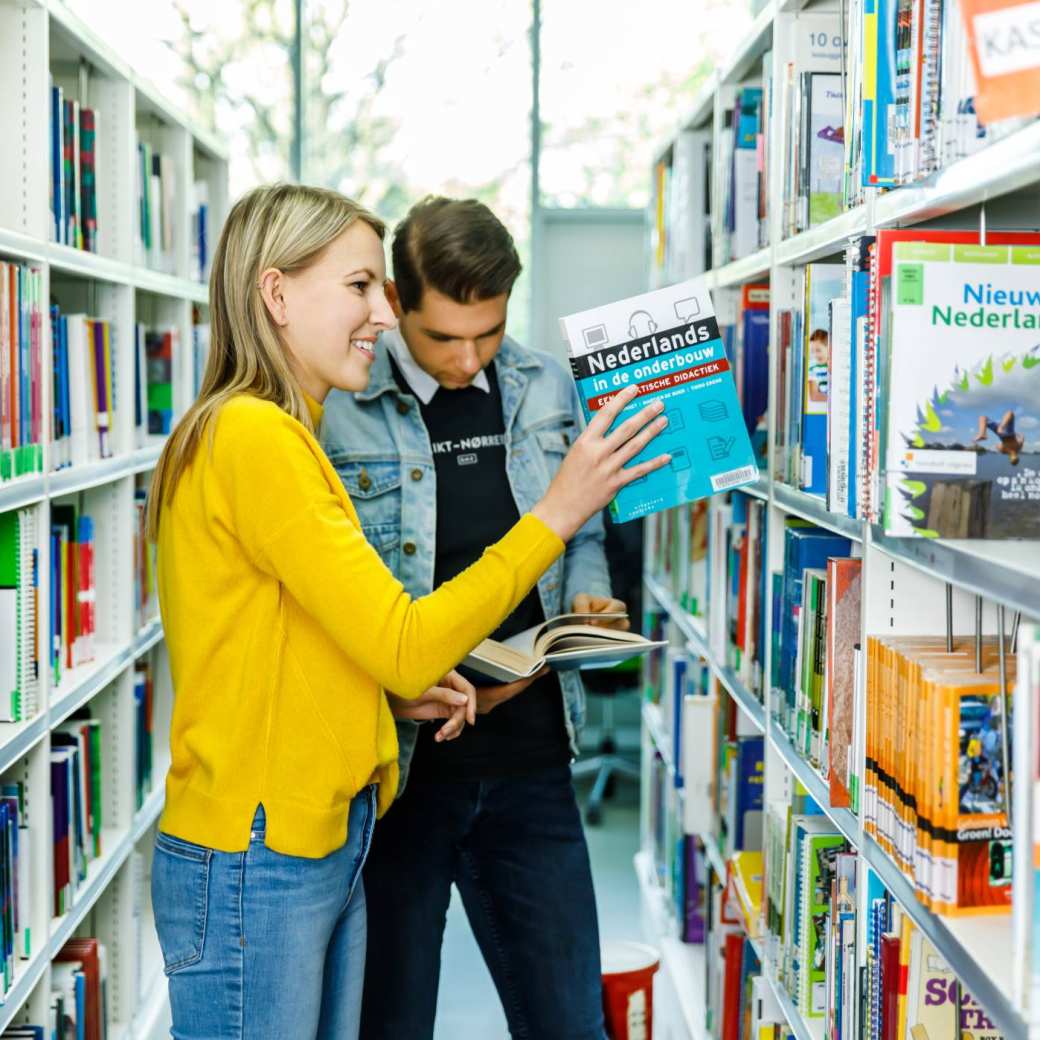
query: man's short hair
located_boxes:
[392,196,522,313]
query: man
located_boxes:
[321,196,620,1040]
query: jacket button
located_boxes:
[403,541,417,555]
[358,471,371,491]
[396,400,410,415]
[411,468,423,481]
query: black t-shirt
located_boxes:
[390,358,570,781]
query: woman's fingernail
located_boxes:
[658,415,669,426]
[653,400,664,412]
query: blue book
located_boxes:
[738,286,770,467]
[732,736,764,850]
[671,652,687,789]
[561,277,758,522]
[74,969,86,1040]
[51,85,63,242]
[780,522,852,733]
[861,0,898,187]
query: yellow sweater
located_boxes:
[157,393,563,858]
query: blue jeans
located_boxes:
[359,765,606,1040]
[152,787,376,1040]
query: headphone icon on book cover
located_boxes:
[628,310,658,337]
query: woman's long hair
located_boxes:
[146,183,385,540]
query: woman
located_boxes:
[147,183,669,1040]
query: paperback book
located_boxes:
[561,277,758,523]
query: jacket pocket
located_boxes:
[152,832,212,975]
[332,461,402,571]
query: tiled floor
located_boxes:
[432,772,643,1040]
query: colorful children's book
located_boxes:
[882,239,1040,537]
[561,277,758,522]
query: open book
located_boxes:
[461,613,667,683]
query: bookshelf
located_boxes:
[0,0,227,1033]
[639,1,1039,1039]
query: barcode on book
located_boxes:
[709,465,758,492]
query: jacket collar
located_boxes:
[355,330,542,403]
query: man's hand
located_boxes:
[571,593,630,630]
[475,669,549,715]
[387,670,477,742]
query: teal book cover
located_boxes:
[561,277,758,523]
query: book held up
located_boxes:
[462,613,666,684]
[561,277,758,523]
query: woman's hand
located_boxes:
[474,668,550,715]
[532,385,670,542]
[386,670,477,742]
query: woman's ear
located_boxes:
[258,268,289,327]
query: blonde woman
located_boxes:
[146,183,669,1040]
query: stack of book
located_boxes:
[651,131,712,288]
[134,323,177,442]
[1,262,45,484]
[135,139,177,274]
[49,505,97,683]
[771,227,1040,537]
[865,635,1013,915]
[645,500,709,618]
[51,715,103,916]
[0,781,31,998]
[0,508,41,724]
[49,307,118,469]
[134,659,154,811]
[50,936,110,1040]
[133,488,157,632]
[49,84,99,253]
[778,12,844,238]
[192,181,210,283]
[715,86,766,265]
[715,490,770,700]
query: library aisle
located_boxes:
[640,0,1040,1037]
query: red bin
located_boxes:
[601,940,660,1040]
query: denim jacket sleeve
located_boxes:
[560,377,613,610]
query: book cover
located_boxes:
[883,239,1040,537]
[561,277,758,522]
[806,73,845,226]
[737,285,770,468]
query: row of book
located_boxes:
[1,263,45,484]
[865,634,1013,915]
[0,781,31,999]
[718,284,770,470]
[843,0,1034,206]
[49,308,117,470]
[135,140,177,275]
[133,659,155,812]
[52,714,103,917]
[2,936,110,1039]
[769,227,1040,539]
[650,131,711,288]
[715,86,766,267]
[0,508,41,724]
[133,488,157,634]
[49,84,99,254]
[50,504,97,683]
[133,323,176,440]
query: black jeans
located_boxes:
[359,765,606,1040]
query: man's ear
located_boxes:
[258,268,289,327]
[384,280,405,320]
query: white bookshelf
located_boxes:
[0,0,227,1032]
[641,2,1040,1039]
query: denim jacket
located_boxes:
[320,333,612,791]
